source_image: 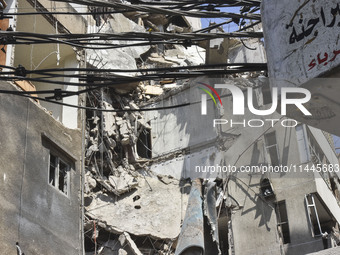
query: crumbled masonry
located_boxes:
[82,6,340,255]
[83,10,273,254]
[84,11,207,254]
[3,1,340,254]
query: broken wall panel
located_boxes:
[85,176,188,240]
[175,179,204,255]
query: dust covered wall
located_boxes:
[0,81,82,255]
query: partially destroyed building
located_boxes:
[0,0,340,255]
[0,0,85,254]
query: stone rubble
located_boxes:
[83,9,268,254]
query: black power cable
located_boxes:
[0,62,266,75]
[0,30,263,45]
[12,92,191,113]
[53,0,261,20]
[0,67,266,87]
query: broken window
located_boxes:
[264,131,280,166]
[49,152,70,196]
[275,200,291,244]
[305,193,336,237]
[137,127,152,159]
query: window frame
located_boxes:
[264,131,280,166]
[275,200,291,244]
[42,133,75,198]
[137,124,152,159]
[48,150,71,197]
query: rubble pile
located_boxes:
[82,9,272,253]
[84,86,187,254]
[83,10,205,254]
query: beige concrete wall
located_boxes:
[32,0,86,34]
[0,82,82,255]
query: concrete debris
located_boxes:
[86,174,97,191]
[84,9,208,255]
[87,13,150,78]
[167,23,191,33]
[141,85,164,95]
[91,238,134,255]
[157,174,178,185]
[118,249,127,255]
[86,176,188,239]
[203,181,221,255]
[107,14,151,59]
[147,45,205,67]
[102,102,117,137]
[147,55,178,67]
[120,232,143,255]
[175,179,204,255]
[108,173,138,196]
[86,48,138,73]
[167,45,206,65]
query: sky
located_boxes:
[200,6,248,32]
[333,135,340,154]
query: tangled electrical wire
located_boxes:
[0,0,265,112]
[0,30,263,49]
[54,0,262,20]
[0,62,267,89]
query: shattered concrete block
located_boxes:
[129,102,139,110]
[115,116,123,125]
[118,233,126,246]
[102,104,117,137]
[106,137,116,149]
[118,249,127,255]
[86,144,99,157]
[122,232,143,255]
[165,45,206,66]
[129,164,135,171]
[137,119,151,130]
[121,137,130,145]
[142,85,164,96]
[147,56,176,67]
[117,165,125,174]
[157,175,178,185]
[130,134,138,144]
[167,23,184,33]
[93,116,100,125]
[108,173,138,195]
[129,113,137,123]
[164,56,186,66]
[86,176,188,239]
[163,244,169,251]
[120,121,130,136]
[86,175,97,190]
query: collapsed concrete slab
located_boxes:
[86,176,188,239]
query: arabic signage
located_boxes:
[262,0,340,85]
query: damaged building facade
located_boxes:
[83,9,204,255]
[0,0,340,255]
[82,9,340,255]
[141,74,340,254]
[0,0,85,254]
